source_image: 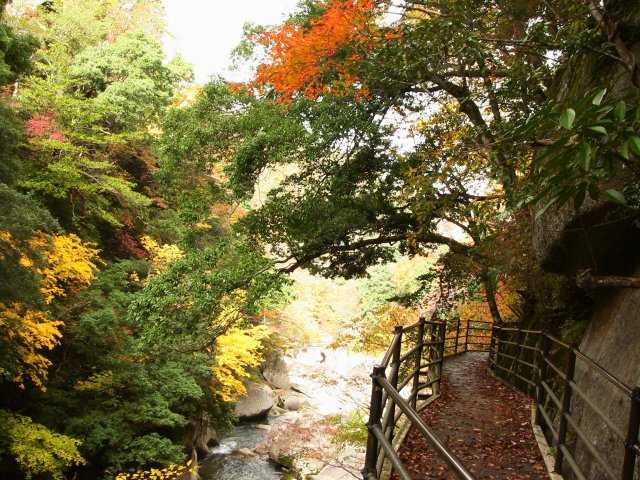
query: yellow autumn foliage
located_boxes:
[0,303,63,390]
[211,325,271,402]
[115,461,197,480]
[215,289,247,327]
[0,231,99,389]
[361,303,418,352]
[74,370,116,393]
[30,233,100,304]
[0,410,85,479]
[0,230,34,269]
[456,282,517,324]
[141,235,183,275]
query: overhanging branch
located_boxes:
[276,231,475,274]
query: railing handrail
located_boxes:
[365,315,640,480]
[495,326,633,394]
[491,326,640,480]
[376,375,475,480]
[363,315,493,480]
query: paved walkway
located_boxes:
[394,353,548,479]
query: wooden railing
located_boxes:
[363,316,492,480]
[490,326,640,480]
[364,319,640,480]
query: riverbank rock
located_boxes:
[235,447,257,457]
[235,381,275,419]
[283,393,308,411]
[262,353,291,390]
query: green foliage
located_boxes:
[0,22,37,86]
[13,2,189,235]
[0,410,84,480]
[0,14,37,183]
[128,239,283,352]
[33,260,215,475]
[69,32,192,129]
[328,410,368,447]
[0,103,26,184]
[0,3,282,478]
[520,88,640,213]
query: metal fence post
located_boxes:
[554,346,577,473]
[364,365,386,479]
[534,333,550,426]
[411,317,426,409]
[437,322,446,393]
[464,320,470,352]
[453,317,461,355]
[386,326,403,444]
[489,324,497,366]
[622,386,640,480]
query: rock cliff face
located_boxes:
[533,3,640,275]
[262,353,291,390]
[530,7,640,475]
[533,202,639,275]
[571,264,640,480]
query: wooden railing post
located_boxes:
[534,333,550,426]
[411,317,426,409]
[453,317,461,355]
[364,365,386,479]
[554,346,576,473]
[622,386,640,480]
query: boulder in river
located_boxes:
[262,353,291,390]
[234,447,257,457]
[283,393,308,411]
[235,381,275,419]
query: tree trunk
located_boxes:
[482,271,503,325]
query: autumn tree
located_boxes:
[218,0,640,323]
[0,2,286,478]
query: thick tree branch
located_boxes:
[577,271,640,289]
[421,72,516,184]
[277,231,474,274]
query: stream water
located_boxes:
[199,346,377,480]
[199,421,281,480]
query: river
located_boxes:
[199,420,280,480]
[200,346,379,480]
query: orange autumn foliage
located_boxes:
[457,282,517,325]
[252,0,379,102]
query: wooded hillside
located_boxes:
[0,1,638,479]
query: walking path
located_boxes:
[394,352,548,479]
